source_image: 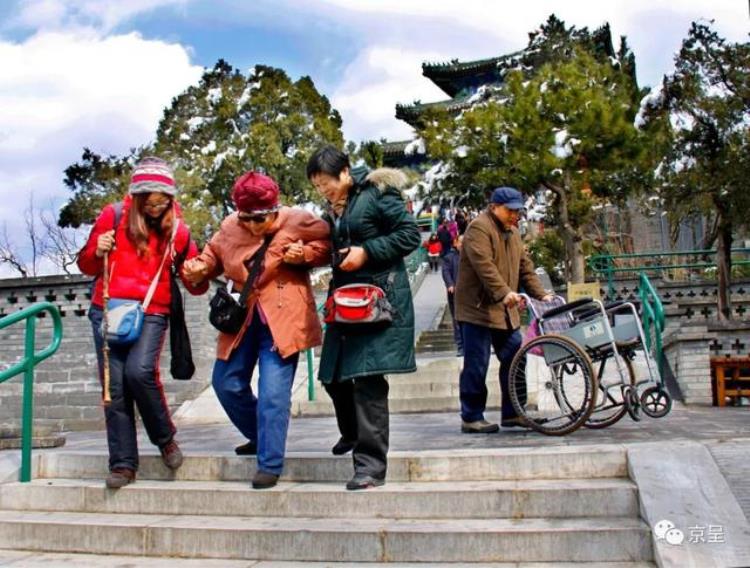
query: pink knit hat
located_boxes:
[129,157,176,196]
[231,171,280,213]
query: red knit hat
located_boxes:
[232,171,280,213]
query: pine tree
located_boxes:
[421,20,646,283]
[637,22,750,319]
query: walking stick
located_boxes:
[102,251,112,406]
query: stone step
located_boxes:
[37,446,628,482]
[0,510,652,562]
[294,395,473,415]
[0,478,638,519]
[0,551,657,567]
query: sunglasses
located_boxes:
[238,212,270,224]
[144,200,172,211]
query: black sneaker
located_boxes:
[331,437,356,455]
[251,470,279,489]
[345,474,385,490]
[235,441,257,456]
[461,419,500,433]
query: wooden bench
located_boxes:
[710,356,750,406]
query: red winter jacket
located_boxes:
[77,196,207,314]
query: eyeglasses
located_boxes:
[144,200,172,212]
[238,212,270,224]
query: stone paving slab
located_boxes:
[0,551,655,567]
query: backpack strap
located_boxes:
[112,201,124,232]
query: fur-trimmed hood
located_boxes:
[365,167,408,191]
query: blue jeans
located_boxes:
[212,309,299,475]
[459,322,524,422]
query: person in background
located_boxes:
[182,171,330,489]
[424,233,442,272]
[441,234,464,357]
[436,219,453,257]
[455,187,553,433]
[307,145,421,490]
[78,157,206,489]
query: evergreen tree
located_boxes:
[637,22,750,319]
[60,60,344,239]
[421,18,646,282]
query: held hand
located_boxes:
[182,258,209,285]
[95,230,115,258]
[283,240,305,265]
[447,286,455,294]
[338,246,368,272]
[502,291,523,308]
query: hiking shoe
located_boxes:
[345,474,385,491]
[461,419,500,434]
[251,470,279,489]
[160,439,183,470]
[235,440,257,456]
[331,437,356,456]
[105,468,135,489]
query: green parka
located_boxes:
[318,166,421,383]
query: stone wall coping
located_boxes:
[0,274,92,290]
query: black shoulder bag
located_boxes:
[208,236,272,334]
[169,232,196,381]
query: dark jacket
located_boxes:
[437,224,452,255]
[441,248,460,290]
[454,210,546,330]
[319,166,421,382]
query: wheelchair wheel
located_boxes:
[641,385,672,418]
[508,334,597,436]
[623,385,642,421]
[581,355,635,429]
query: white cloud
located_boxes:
[0,29,202,271]
[332,46,450,142]
[13,0,188,33]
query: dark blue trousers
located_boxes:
[459,322,524,422]
[89,306,174,472]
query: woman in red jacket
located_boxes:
[78,157,206,489]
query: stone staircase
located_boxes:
[415,306,458,354]
[0,446,654,565]
[293,357,501,416]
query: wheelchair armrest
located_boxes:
[540,297,594,320]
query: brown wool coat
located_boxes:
[199,207,331,360]
[455,210,547,330]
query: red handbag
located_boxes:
[324,283,394,327]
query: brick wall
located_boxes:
[0,275,217,432]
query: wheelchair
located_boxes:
[507,294,673,436]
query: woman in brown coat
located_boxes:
[183,171,330,489]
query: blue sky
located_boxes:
[0,0,747,274]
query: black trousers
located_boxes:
[324,375,389,479]
[89,306,174,472]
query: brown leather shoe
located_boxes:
[251,470,279,489]
[160,439,183,470]
[105,468,135,489]
[461,419,500,434]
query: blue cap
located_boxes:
[490,186,525,209]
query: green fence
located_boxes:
[0,303,64,482]
[588,248,750,297]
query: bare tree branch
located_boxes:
[40,211,84,274]
[0,223,29,277]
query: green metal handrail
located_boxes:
[638,273,665,380]
[588,248,750,297]
[0,302,64,482]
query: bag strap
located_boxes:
[237,235,273,305]
[142,214,179,311]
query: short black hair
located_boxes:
[306,145,350,179]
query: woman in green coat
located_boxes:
[307,145,420,490]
